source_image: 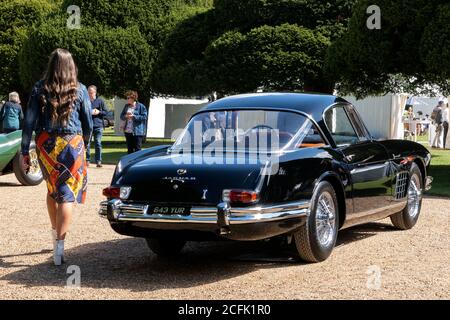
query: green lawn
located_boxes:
[93,129,449,197]
[414,135,449,197]
[427,148,450,197]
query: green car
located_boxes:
[0,130,43,186]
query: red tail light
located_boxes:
[103,187,120,199]
[223,189,259,205]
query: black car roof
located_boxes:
[201,93,350,121]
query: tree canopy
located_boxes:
[204,25,331,94]
[17,0,212,103]
[4,0,450,101]
[0,0,56,98]
[327,0,450,98]
[151,0,356,96]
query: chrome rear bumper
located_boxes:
[99,200,310,225]
[99,199,310,240]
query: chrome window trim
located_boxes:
[322,103,364,147]
[344,104,372,141]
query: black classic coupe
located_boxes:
[100,93,432,262]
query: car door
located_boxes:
[324,104,392,218]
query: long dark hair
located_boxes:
[40,48,79,126]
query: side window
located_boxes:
[346,106,369,141]
[324,106,360,146]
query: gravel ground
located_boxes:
[0,165,449,300]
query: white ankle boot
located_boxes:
[54,240,65,266]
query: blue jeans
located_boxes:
[87,127,103,163]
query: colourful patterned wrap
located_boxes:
[36,132,88,204]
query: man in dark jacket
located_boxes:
[431,101,444,148]
[86,85,107,167]
[0,92,23,133]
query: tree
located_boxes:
[420,4,450,92]
[151,0,356,96]
[18,0,213,104]
[0,0,56,99]
[213,0,354,34]
[19,20,153,99]
[327,0,450,98]
[204,25,331,94]
[150,10,220,96]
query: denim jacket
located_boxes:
[21,80,93,155]
[120,102,148,136]
[0,101,24,130]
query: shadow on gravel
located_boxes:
[0,250,53,268]
[0,182,22,187]
[336,222,396,247]
[0,222,396,291]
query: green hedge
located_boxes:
[0,0,56,96]
[15,0,213,100]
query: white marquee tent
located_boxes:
[344,94,408,140]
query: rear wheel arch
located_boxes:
[317,173,346,229]
[413,158,427,186]
[390,162,423,230]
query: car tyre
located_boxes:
[145,237,186,257]
[390,163,423,230]
[13,142,43,186]
[293,181,339,263]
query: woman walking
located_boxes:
[120,91,148,154]
[21,48,93,266]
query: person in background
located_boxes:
[21,48,93,266]
[431,101,444,148]
[407,106,415,120]
[120,91,147,154]
[86,85,107,167]
[443,103,449,149]
[0,92,24,133]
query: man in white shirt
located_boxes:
[443,103,449,149]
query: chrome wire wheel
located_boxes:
[28,149,42,177]
[390,163,423,230]
[315,191,336,247]
[407,174,422,219]
[293,181,338,262]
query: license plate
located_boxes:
[150,206,190,216]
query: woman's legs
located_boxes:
[47,194,72,265]
[56,202,73,240]
[54,202,72,265]
[46,194,57,230]
[47,195,73,240]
